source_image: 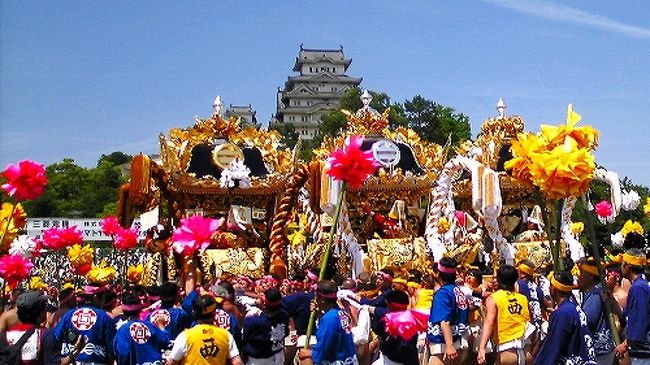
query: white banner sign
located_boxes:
[27,218,145,241]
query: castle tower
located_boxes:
[272,45,362,140]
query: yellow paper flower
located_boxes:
[621,220,644,238]
[67,244,94,268]
[504,132,545,187]
[1,202,27,229]
[527,143,596,200]
[539,104,599,151]
[571,222,584,235]
[438,216,450,234]
[644,197,650,217]
[0,220,19,252]
[29,276,48,291]
[86,260,117,285]
[62,282,75,291]
[127,264,144,284]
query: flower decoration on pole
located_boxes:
[0,160,47,256]
[570,222,584,236]
[42,226,84,250]
[437,216,450,234]
[1,203,26,230]
[8,235,38,258]
[67,244,94,269]
[171,216,222,257]
[114,227,140,251]
[304,135,378,347]
[595,200,614,224]
[127,264,144,285]
[326,135,379,189]
[505,104,598,200]
[620,220,644,238]
[86,260,117,286]
[29,276,47,291]
[101,216,122,236]
[1,160,48,201]
[0,254,34,289]
[505,104,598,269]
[621,190,641,211]
[1,203,28,252]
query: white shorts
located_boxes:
[428,335,469,355]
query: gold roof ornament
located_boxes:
[474,98,526,170]
[158,97,294,191]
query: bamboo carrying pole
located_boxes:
[303,186,346,348]
[582,195,621,345]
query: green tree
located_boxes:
[23,154,129,218]
[24,158,90,217]
[98,151,132,166]
[318,87,406,138]
[270,122,300,149]
[402,95,471,146]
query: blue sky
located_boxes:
[2,1,649,185]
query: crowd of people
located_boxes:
[0,248,649,365]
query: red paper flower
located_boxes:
[172,216,221,257]
[384,309,429,341]
[73,263,92,276]
[114,227,139,251]
[0,254,34,289]
[595,200,613,219]
[42,226,84,250]
[1,160,48,201]
[326,136,378,189]
[101,216,122,236]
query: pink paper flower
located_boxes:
[0,254,34,289]
[595,200,613,219]
[327,136,379,189]
[114,227,139,251]
[455,211,466,227]
[1,160,48,201]
[384,309,429,341]
[172,216,221,257]
[42,226,84,250]
[101,216,122,236]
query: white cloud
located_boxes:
[485,0,650,39]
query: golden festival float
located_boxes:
[118,96,299,284]
[118,92,624,284]
[277,90,446,278]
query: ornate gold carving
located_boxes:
[474,115,526,169]
[343,108,389,135]
[159,115,293,176]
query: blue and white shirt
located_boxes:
[427,283,469,344]
[242,310,289,359]
[312,308,358,365]
[581,284,614,356]
[53,305,117,364]
[113,319,171,365]
[625,276,650,359]
[535,298,597,365]
[518,278,545,328]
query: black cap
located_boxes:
[16,291,48,309]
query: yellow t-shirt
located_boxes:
[182,324,232,365]
[491,289,530,345]
[414,288,434,312]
